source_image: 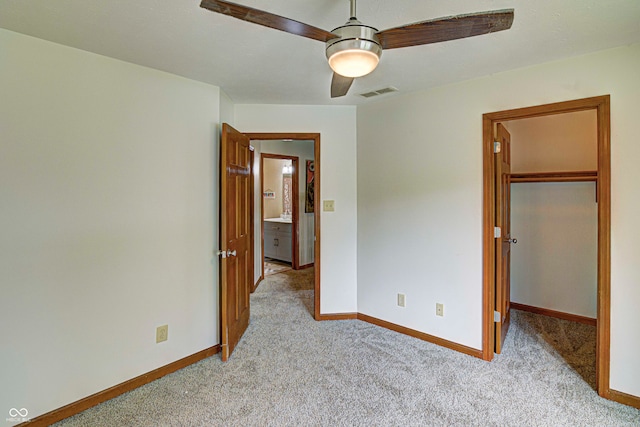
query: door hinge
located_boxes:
[494,140,501,153]
[215,250,227,259]
[494,311,501,322]
[494,227,501,238]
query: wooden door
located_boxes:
[495,123,512,354]
[220,123,252,361]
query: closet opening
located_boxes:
[482,96,611,399]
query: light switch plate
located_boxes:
[323,200,335,212]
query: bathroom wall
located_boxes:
[263,158,288,219]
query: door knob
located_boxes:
[227,249,237,257]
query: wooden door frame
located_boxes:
[247,133,322,320]
[260,153,300,270]
[481,95,611,398]
[248,147,255,302]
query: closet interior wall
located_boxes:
[506,110,598,318]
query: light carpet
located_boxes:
[55,268,639,426]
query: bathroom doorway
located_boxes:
[261,154,299,275]
[248,134,320,319]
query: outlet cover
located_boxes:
[156,325,168,343]
[436,303,444,317]
[323,200,335,212]
[397,293,406,307]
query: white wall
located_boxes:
[260,140,316,267]
[0,29,221,421]
[235,105,358,314]
[511,183,598,317]
[356,44,640,397]
[252,140,263,283]
[220,89,235,127]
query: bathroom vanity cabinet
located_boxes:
[264,218,292,263]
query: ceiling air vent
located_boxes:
[359,86,399,98]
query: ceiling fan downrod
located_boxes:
[350,0,357,20]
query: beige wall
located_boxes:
[509,110,597,173]
[263,158,287,219]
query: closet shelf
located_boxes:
[510,170,597,183]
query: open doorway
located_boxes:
[481,96,611,398]
[507,111,598,328]
[247,133,322,320]
[218,127,322,361]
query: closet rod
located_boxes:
[510,170,597,183]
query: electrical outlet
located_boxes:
[436,303,444,317]
[156,325,168,343]
[397,293,406,307]
[323,200,335,212]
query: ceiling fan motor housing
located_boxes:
[326,19,382,78]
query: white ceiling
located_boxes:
[1,0,639,105]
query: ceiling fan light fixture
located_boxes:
[328,46,380,78]
[326,22,382,78]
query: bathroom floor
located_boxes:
[264,258,292,276]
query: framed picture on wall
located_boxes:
[305,160,314,213]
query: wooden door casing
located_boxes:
[482,96,611,400]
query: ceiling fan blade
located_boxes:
[376,9,514,50]
[200,0,337,43]
[331,73,354,98]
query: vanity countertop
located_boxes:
[264,217,292,224]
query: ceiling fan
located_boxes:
[200,0,514,98]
